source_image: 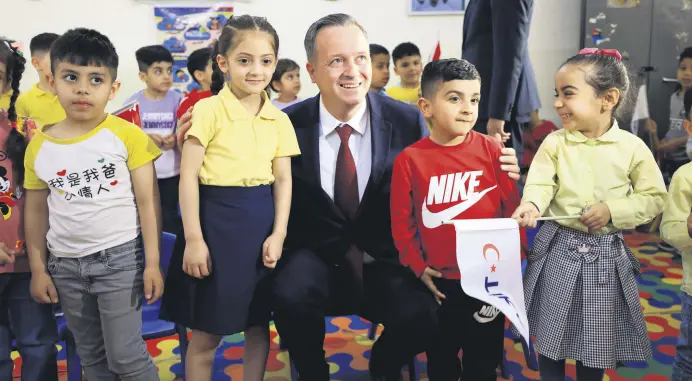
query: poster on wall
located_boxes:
[154,4,234,94]
[606,0,640,8]
[409,0,465,15]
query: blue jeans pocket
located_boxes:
[101,236,144,272]
[47,254,61,276]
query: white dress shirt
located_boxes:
[318,99,371,201]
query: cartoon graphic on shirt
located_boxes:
[421,170,497,229]
[0,165,16,221]
[45,159,119,201]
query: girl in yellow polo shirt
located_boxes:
[512,49,666,380]
[160,15,300,381]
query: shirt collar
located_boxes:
[318,97,368,137]
[218,85,283,121]
[30,83,54,97]
[565,119,622,143]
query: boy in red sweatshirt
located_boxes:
[390,58,524,381]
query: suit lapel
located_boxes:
[296,95,322,189]
[358,93,391,215]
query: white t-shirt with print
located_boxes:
[24,115,161,258]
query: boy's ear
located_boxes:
[48,73,56,94]
[109,80,121,101]
[192,70,202,84]
[684,119,692,136]
[31,56,41,72]
[418,97,433,119]
[393,65,400,76]
[138,71,147,82]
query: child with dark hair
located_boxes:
[662,81,692,381]
[658,47,692,183]
[126,44,183,234]
[369,43,390,95]
[177,47,213,120]
[513,48,666,380]
[270,58,302,109]
[15,32,65,127]
[521,109,558,179]
[0,38,58,381]
[391,58,524,381]
[386,42,422,105]
[24,28,163,381]
[161,14,300,381]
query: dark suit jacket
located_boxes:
[462,0,541,124]
[282,92,427,266]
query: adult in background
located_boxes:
[462,0,540,162]
[177,13,521,380]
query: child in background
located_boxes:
[513,48,666,380]
[369,44,390,95]
[386,42,422,105]
[24,28,163,381]
[160,15,300,381]
[0,39,58,381]
[521,110,558,180]
[15,33,65,127]
[391,58,524,381]
[270,58,302,109]
[658,47,692,183]
[661,88,692,381]
[177,47,213,120]
[125,45,183,234]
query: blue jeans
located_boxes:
[0,273,59,381]
[48,236,159,381]
[673,292,692,380]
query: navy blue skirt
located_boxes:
[160,184,274,335]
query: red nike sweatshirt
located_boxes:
[390,132,525,280]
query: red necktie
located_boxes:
[334,124,363,282]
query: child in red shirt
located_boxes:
[176,47,213,120]
[390,58,524,381]
[521,110,558,178]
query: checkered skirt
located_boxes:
[518,221,651,369]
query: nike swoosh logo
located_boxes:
[473,311,499,323]
[421,185,497,229]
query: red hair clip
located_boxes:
[579,47,622,61]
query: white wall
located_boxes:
[7,0,580,123]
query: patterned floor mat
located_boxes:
[12,231,680,380]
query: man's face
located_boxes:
[307,25,371,110]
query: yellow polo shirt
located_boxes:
[386,85,420,105]
[16,83,66,127]
[522,121,667,233]
[661,163,692,296]
[0,92,11,110]
[185,86,301,187]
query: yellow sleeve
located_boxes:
[604,139,667,229]
[185,98,216,147]
[112,121,162,171]
[521,132,559,213]
[23,135,48,190]
[15,93,30,120]
[275,114,301,158]
[661,165,692,252]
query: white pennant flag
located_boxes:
[447,218,530,345]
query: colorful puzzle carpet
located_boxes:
[12,230,681,380]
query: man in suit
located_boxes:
[176,13,521,380]
[462,0,541,159]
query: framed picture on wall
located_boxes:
[409,0,465,15]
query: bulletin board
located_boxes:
[154,4,234,93]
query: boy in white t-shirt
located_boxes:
[24,28,164,381]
